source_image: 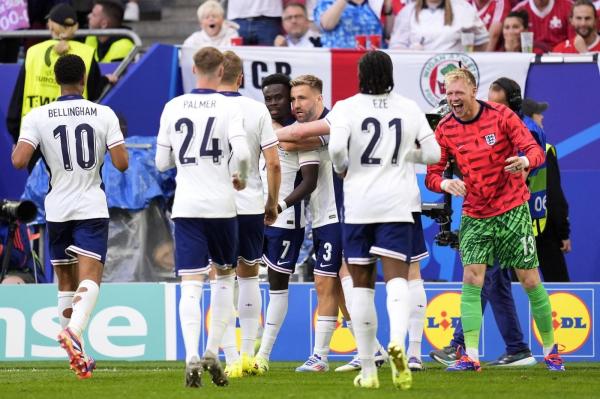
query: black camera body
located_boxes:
[0,200,37,223]
[422,100,460,249]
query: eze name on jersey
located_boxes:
[373,98,389,109]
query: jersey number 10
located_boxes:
[53,124,97,171]
[361,117,402,166]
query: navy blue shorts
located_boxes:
[262,226,305,275]
[313,222,343,277]
[237,213,264,265]
[174,217,238,276]
[47,218,109,265]
[343,213,428,265]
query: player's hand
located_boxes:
[274,35,287,47]
[106,73,118,85]
[232,173,246,191]
[560,239,572,253]
[264,202,278,225]
[504,156,529,174]
[336,169,347,179]
[441,178,466,196]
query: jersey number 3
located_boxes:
[361,117,402,166]
[53,124,96,171]
[176,117,223,165]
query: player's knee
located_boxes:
[518,270,541,291]
[268,269,290,291]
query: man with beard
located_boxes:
[553,0,600,53]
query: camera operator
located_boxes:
[0,221,36,284]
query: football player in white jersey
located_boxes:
[276,87,434,373]
[328,51,440,389]
[277,75,348,373]
[12,54,128,379]
[214,51,281,377]
[155,47,250,388]
[252,74,321,374]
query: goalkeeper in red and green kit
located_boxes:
[425,68,565,372]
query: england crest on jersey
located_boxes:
[485,133,496,145]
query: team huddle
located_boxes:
[10,46,565,390]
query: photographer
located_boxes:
[0,221,36,284]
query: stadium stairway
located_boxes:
[129,0,202,47]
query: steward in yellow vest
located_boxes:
[6,3,111,170]
[85,1,134,63]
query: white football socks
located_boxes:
[179,280,203,364]
[237,276,261,356]
[386,277,409,348]
[351,287,377,377]
[221,315,239,364]
[257,289,288,360]
[314,315,337,360]
[57,291,75,329]
[407,279,426,359]
[205,274,235,358]
[67,280,99,338]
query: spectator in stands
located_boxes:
[274,2,321,47]
[499,10,529,51]
[520,98,572,282]
[6,3,115,171]
[183,0,239,48]
[468,0,511,50]
[552,0,600,53]
[314,0,383,48]
[389,0,489,51]
[123,0,140,22]
[227,0,282,45]
[86,0,135,62]
[512,0,573,53]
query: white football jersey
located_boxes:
[222,93,278,215]
[328,92,433,224]
[157,89,246,218]
[18,96,124,222]
[260,147,320,229]
[308,142,339,229]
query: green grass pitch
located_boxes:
[1,361,599,399]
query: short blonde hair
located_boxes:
[48,20,79,55]
[193,46,224,75]
[222,50,243,84]
[197,0,225,20]
[290,74,323,94]
[444,68,477,89]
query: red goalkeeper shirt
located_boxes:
[425,101,545,218]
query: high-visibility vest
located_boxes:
[21,40,95,118]
[527,144,555,236]
[85,36,133,63]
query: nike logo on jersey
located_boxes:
[277,260,290,266]
[320,264,333,268]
